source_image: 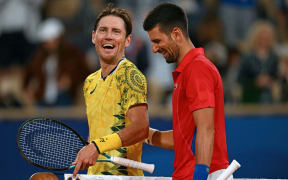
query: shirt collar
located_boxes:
[175,48,204,73]
[101,56,125,80]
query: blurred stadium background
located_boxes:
[1,0,288,179]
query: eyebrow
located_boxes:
[98,26,122,32]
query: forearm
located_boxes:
[91,121,148,153]
[91,104,149,153]
[148,129,174,150]
[193,108,215,167]
[118,121,149,146]
[118,104,149,146]
[195,127,214,166]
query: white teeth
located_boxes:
[102,44,114,48]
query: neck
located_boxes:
[176,39,195,65]
[100,56,124,78]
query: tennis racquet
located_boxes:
[16,117,155,174]
[216,160,241,180]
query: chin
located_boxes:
[165,58,176,64]
[101,53,115,59]
[101,56,115,63]
[166,60,174,64]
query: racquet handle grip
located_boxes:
[110,156,155,174]
[216,160,241,180]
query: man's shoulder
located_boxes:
[119,59,137,70]
[185,55,221,79]
[117,59,145,76]
[116,59,147,93]
[185,55,211,71]
[84,70,100,83]
[193,54,218,68]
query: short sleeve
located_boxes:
[83,72,98,107]
[186,61,215,112]
[83,77,91,106]
[119,65,147,114]
[83,78,89,99]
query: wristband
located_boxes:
[92,133,122,153]
[91,141,100,154]
[145,127,158,145]
[193,164,209,180]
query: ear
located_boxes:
[125,34,132,48]
[170,27,182,42]
[92,31,96,45]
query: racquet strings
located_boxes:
[18,118,84,170]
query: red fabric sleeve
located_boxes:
[186,61,215,112]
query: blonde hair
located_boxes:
[245,21,276,52]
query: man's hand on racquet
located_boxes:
[17,118,155,175]
[72,143,99,178]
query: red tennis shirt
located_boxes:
[171,48,229,179]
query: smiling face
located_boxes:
[92,15,131,64]
[147,25,179,64]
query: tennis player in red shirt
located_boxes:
[143,3,230,180]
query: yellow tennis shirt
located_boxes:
[83,58,147,176]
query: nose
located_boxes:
[152,44,159,53]
[104,31,113,40]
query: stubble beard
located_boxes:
[165,43,179,64]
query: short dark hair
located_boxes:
[143,3,188,37]
[93,3,132,37]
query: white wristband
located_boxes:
[144,127,158,145]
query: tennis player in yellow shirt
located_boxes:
[72,4,149,177]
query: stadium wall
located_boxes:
[0,107,287,179]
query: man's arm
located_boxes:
[145,128,174,150]
[152,130,174,150]
[72,104,149,177]
[148,108,214,161]
[118,103,149,145]
[193,107,215,166]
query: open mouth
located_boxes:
[159,50,167,57]
[102,44,115,50]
